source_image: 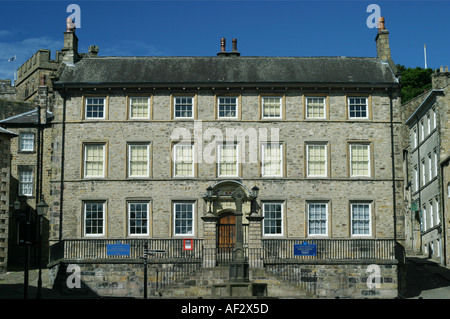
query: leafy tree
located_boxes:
[397,65,433,103]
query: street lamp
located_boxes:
[205,186,214,216]
[250,186,259,216]
[36,198,48,299]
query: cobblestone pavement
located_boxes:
[1,256,450,299]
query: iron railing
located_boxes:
[262,238,398,261]
[49,238,203,262]
[49,238,400,264]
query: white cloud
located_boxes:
[0,34,61,80]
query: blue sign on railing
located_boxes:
[294,241,317,256]
[107,241,130,256]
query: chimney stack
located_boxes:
[62,17,79,65]
[375,17,395,71]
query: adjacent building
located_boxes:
[402,67,450,266]
[0,127,17,273]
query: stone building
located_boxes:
[0,127,17,273]
[0,86,53,266]
[0,17,407,297]
[38,18,407,298]
[402,67,450,266]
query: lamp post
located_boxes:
[36,198,48,299]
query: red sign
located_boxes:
[183,238,193,250]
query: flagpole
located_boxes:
[424,44,427,69]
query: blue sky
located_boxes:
[0,0,449,81]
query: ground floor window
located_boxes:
[351,202,372,236]
[263,202,283,236]
[173,202,194,236]
[307,202,328,236]
[128,202,149,236]
[84,202,105,236]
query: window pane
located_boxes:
[308,203,327,235]
[218,144,238,176]
[263,203,282,235]
[174,97,193,118]
[86,98,105,119]
[348,97,367,118]
[218,97,237,118]
[20,133,34,151]
[174,203,194,235]
[130,97,149,118]
[350,144,370,176]
[262,143,282,176]
[85,144,105,177]
[129,202,148,235]
[129,144,149,177]
[19,169,33,196]
[307,144,326,176]
[351,203,370,235]
[85,202,104,235]
[306,97,325,118]
[174,144,194,177]
[262,97,282,118]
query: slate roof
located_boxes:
[55,56,399,87]
[0,109,53,125]
[0,127,17,137]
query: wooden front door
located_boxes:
[217,214,236,264]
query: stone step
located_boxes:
[153,266,311,298]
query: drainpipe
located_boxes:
[389,88,397,241]
[440,158,449,266]
[59,86,67,241]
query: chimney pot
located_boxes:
[221,38,226,52]
[377,17,385,30]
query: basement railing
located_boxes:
[49,238,402,265]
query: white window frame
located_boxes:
[420,120,425,142]
[174,96,194,119]
[305,96,326,119]
[217,143,239,177]
[261,96,282,119]
[217,96,238,119]
[262,202,284,236]
[307,202,329,237]
[83,201,105,237]
[128,201,149,236]
[84,144,106,178]
[261,142,283,177]
[350,202,372,237]
[428,153,432,182]
[421,159,426,186]
[128,143,150,178]
[173,202,195,236]
[432,106,437,129]
[306,143,327,177]
[85,97,106,120]
[18,168,33,196]
[414,165,419,192]
[19,132,34,152]
[348,97,368,119]
[427,112,431,135]
[349,143,371,177]
[173,142,195,178]
[412,127,417,148]
[129,96,150,119]
[434,149,438,177]
[422,204,427,230]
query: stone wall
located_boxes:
[49,88,405,242]
[48,259,403,298]
[0,134,13,272]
